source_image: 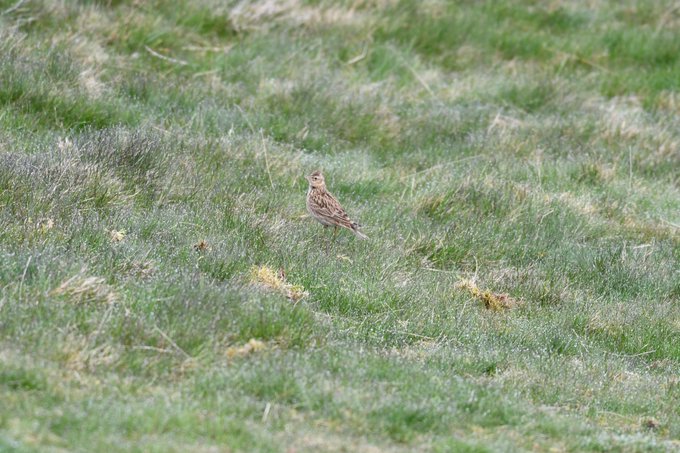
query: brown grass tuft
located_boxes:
[455,279,521,310]
[51,272,118,305]
[193,240,210,252]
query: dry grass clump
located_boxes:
[455,279,521,310]
[109,229,126,242]
[35,217,55,233]
[60,334,120,372]
[193,239,210,252]
[51,272,118,305]
[226,338,267,359]
[127,260,155,279]
[250,265,308,302]
[642,417,661,430]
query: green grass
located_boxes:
[1,0,679,451]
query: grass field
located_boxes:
[1,0,679,451]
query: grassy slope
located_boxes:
[0,0,679,451]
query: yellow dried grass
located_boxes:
[455,279,521,311]
[250,265,308,302]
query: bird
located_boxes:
[306,170,368,240]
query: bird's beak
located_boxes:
[305,175,312,182]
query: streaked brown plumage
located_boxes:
[306,170,368,240]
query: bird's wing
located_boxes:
[312,191,353,227]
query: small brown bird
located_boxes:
[306,170,368,240]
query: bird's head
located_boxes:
[306,170,325,188]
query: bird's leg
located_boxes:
[324,225,330,253]
[332,226,339,243]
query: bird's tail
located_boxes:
[351,222,368,240]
